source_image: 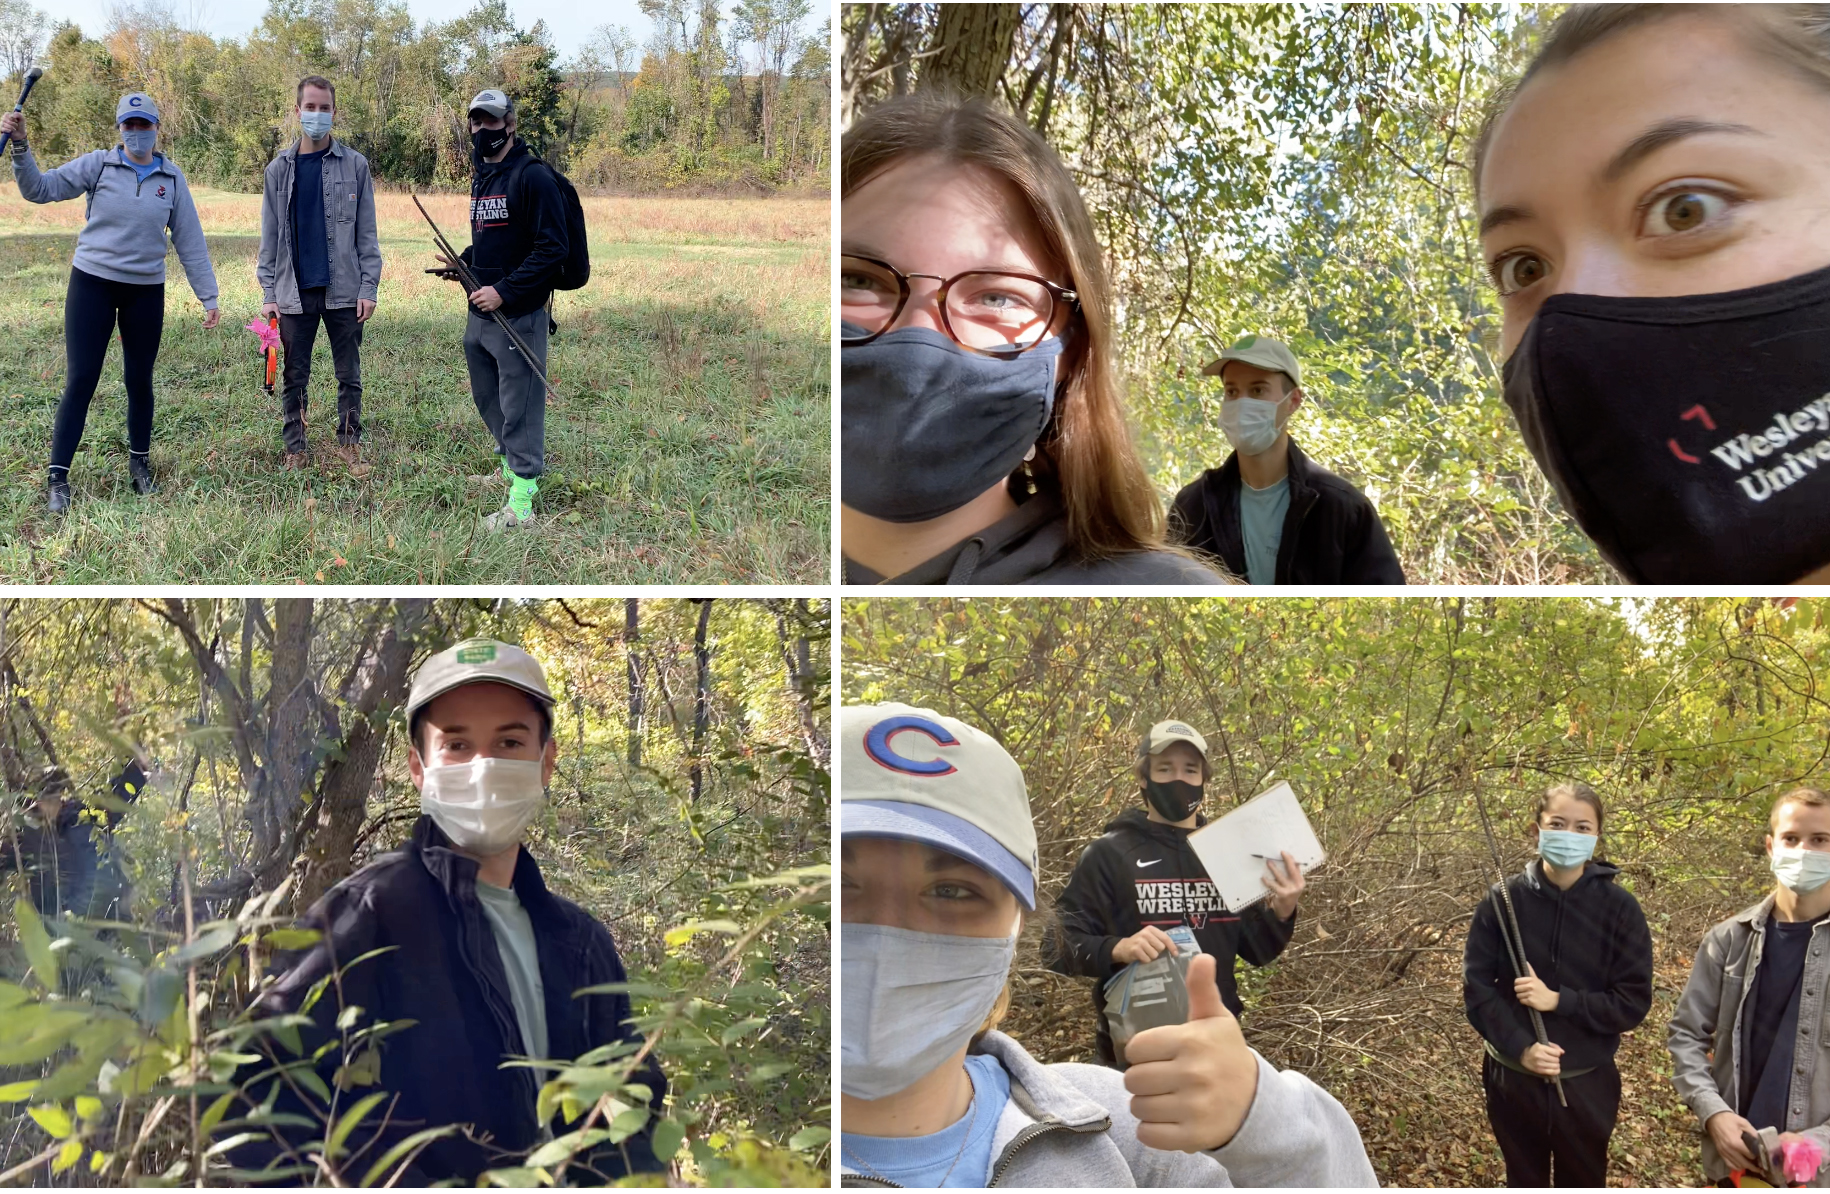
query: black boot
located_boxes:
[47,478,70,514]
[128,454,155,496]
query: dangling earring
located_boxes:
[1020,446,1038,495]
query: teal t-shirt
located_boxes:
[1239,474,1291,584]
[840,1054,1010,1187]
[474,879,548,1061]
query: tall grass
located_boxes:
[0,190,830,583]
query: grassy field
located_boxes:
[0,187,829,583]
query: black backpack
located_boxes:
[511,150,589,291]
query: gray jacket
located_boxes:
[256,138,381,313]
[1669,893,1830,1185]
[12,146,218,306]
[840,1030,1378,1187]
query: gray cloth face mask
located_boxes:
[120,128,156,157]
[840,920,1017,1100]
[841,326,1065,523]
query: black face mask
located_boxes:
[472,126,510,160]
[841,325,1065,523]
[1143,778,1203,823]
[1502,262,1830,584]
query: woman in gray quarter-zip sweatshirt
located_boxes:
[1,90,219,514]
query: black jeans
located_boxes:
[279,286,364,452]
[50,267,164,474]
[1483,1053,1621,1187]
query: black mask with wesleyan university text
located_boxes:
[472,126,510,161]
[1144,778,1202,823]
[1502,262,1830,584]
[841,325,1064,523]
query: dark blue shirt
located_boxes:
[292,147,330,291]
[1742,915,1823,1130]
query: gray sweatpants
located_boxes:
[462,306,548,479]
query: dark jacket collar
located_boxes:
[845,488,1075,584]
[1215,436,1318,502]
[408,814,565,927]
[279,137,346,162]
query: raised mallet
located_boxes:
[0,67,44,158]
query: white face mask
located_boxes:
[1771,844,1830,894]
[1218,395,1289,456]
[418,756,546,856]
[841,920,1018,1101]
[299,110,333,140]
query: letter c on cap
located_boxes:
[865,715,958,776]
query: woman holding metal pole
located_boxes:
[1463,782,1654,1188]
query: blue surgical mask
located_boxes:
[1537,828,1598,869]
[840,325,1064,523]
[120,127,156,157]
[841,920,1017,1100]
[300,111,333,140]
[1771,845,1830,895]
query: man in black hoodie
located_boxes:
[433,88,569,533]
[0,767,96,921]
[1047,719,1304,1067]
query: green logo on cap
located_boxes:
[455,642,497,664]
[1231,335,1258,351]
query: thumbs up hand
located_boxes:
[1121,953,1261,1153]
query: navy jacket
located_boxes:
[0,801,96,918]
[1170,438,1406,584]
[237,816,665,1184]
[1463,859,1653,1071]
[1047,808,1296,1060]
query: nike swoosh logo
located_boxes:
[1136,859,1163,868]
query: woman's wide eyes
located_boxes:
[1642,189,1730,237]
[1493,252,1548,297]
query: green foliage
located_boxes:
[9,0,827,194]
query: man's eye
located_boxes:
[1642,189,1730,237]
[1492,252,1548,296]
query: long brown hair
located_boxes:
[1473,4,1830,197]
[842,93,1172,562]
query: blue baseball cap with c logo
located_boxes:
[840,702,1037,909]
[115,92,161,124]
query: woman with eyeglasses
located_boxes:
[840,95,1227,585]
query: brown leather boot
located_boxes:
[283,451,308,471]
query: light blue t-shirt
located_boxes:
[1239,474,1291,585]
[840,1053,1010,1187]
[474,879,548,1061]
[128,153,163,185]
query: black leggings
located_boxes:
[50,266,165,475]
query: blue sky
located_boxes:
[54,0,824,63]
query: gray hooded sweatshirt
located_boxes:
[840,1030,1378,1187]
[12,146,218,307]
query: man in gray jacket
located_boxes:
[1670,787,1830,1187]
[257,75,381,472]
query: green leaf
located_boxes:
[325,1090,388,1158]
[74,1095,104,1122]
[199,1090,235,1136]
[720,1017,766,1046]
[51,1140,83,1174]
[204,1131,263,1158]
[479,1165,550,1187]
[525,1128,613,1168]
[28,1103,74,1138]
[264,928,322,950]
[649,1117,685,1162]
[0,1080,40,1102]
[606,1104,650,1143]
[787,1125,829,1151]
[358,1125,460,1187]
[15,898,58,991]
[0,981,33,1012]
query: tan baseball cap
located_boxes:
[406,638,554,724]
[1142,719,1209,760]
[1200,334,1303,388]
[840,702,1039,909]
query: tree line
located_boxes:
[2,0,831,194]
[0,597,830,1186]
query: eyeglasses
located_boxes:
[840,255,1078,358]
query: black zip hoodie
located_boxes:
[1046,807,1296,1053]
[1462,859,1653,1071]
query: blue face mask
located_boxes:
[840,325,1065,523]
[300,110,333,140]
[120,127,156,157]
[1537,828,1598,869]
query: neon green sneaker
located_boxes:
[485,474,538,532]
